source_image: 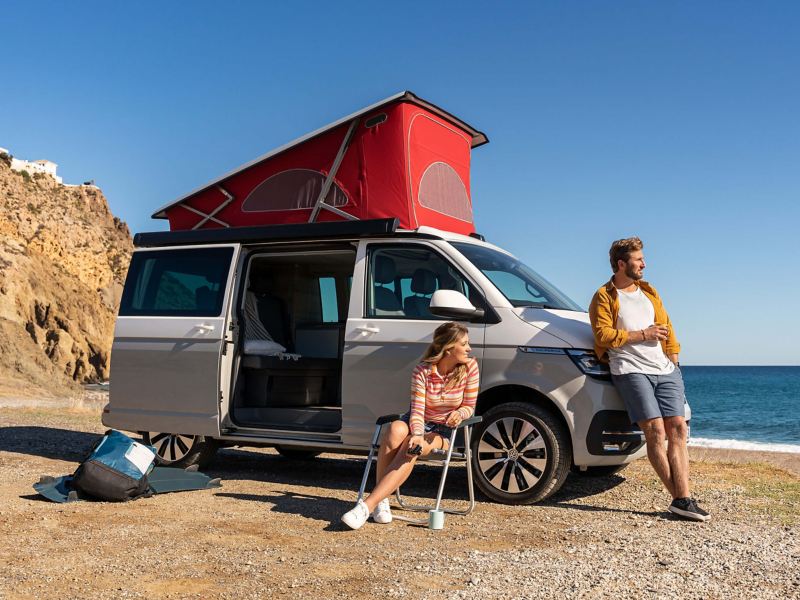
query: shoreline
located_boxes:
[688,437,800,454]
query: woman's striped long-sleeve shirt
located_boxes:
[408,358,480,436]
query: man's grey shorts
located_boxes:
[611,368,686,424]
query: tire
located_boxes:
[571,463,629,477]
[471,401,572,504]
[275,446,322,460]
[142,432,219,469]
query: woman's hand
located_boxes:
[445,411,463,428]
[406,435,424,455]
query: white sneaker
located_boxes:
[372,498,393,524]
[341,500,370,530]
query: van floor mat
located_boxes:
[33,467,222,503]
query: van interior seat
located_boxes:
[403,268,437,318]
[373,255,404,316]
[242,291,289,356]
[243,271,292,354]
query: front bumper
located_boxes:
[586,410,645,456]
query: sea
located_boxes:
[682,366,800,453]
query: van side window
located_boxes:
[120,248,233,317]
[367,246,470,319]
[319,277,338,323]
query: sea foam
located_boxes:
[689,437,800,454]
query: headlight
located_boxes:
[566,349,611,380]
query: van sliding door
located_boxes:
[105,244,239,437]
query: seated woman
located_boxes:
[341,322,479,530]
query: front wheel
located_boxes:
[142,432,219,469]
[471,402,571,504]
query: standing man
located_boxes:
[589,237,709,522]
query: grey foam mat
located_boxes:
[33,466,221,503]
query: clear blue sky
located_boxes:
[2,2,798,365]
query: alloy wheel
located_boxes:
[477,416,548,494]
[146,432,197,463]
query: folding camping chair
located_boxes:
[356,413,482,527]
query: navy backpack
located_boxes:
[72,430,157,501]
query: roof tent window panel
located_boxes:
[418,162,472,222]
[407,111,473,225]
[241,168,350,213]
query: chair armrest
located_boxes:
[375,413,405,425]
[457,416,482,429]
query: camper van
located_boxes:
[103,92,652,504]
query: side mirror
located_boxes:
[429,290,485,321]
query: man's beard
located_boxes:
[624,263,643,280]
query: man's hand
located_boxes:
[642,324,669,341]
[445,411,463,428]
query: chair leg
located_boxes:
[462,426,476,516]
[432,427,459,511]
[392,425,477,517]
[356,424,383,503]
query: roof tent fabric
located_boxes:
[154,92,487,235]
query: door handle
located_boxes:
[355,325,380,335]
[195,323,215,334]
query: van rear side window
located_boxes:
[120,248,233,317]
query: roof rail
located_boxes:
[134,218,399,248]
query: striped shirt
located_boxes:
[408,358,480,436]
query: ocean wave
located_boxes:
[688,437,800,454]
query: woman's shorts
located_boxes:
[611,368,686,425]
[398,413,454,438]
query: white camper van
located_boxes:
[103,92,655,504]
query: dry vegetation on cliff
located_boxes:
[0,159,132,396]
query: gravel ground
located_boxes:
[0,392,798,600]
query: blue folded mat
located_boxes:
[33,466,221,503]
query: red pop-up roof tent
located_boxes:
[152,91,488,235]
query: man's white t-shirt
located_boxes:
[608,287,675,376]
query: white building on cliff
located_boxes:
[0,146,63,184]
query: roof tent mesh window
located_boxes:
[417,162,472,222]
[241,169,350,212]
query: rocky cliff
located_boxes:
[0,157,133,396]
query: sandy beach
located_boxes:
[0,392,798,598]
[689,445,800,476]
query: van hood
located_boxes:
[512,308,594,349]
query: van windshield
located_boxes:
[452,243,583,311]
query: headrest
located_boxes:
[438,270,458,291]
[248,270,273,292]
[374,256,396,285]
[411,268,437,295]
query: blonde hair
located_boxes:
[421,322,470,390]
